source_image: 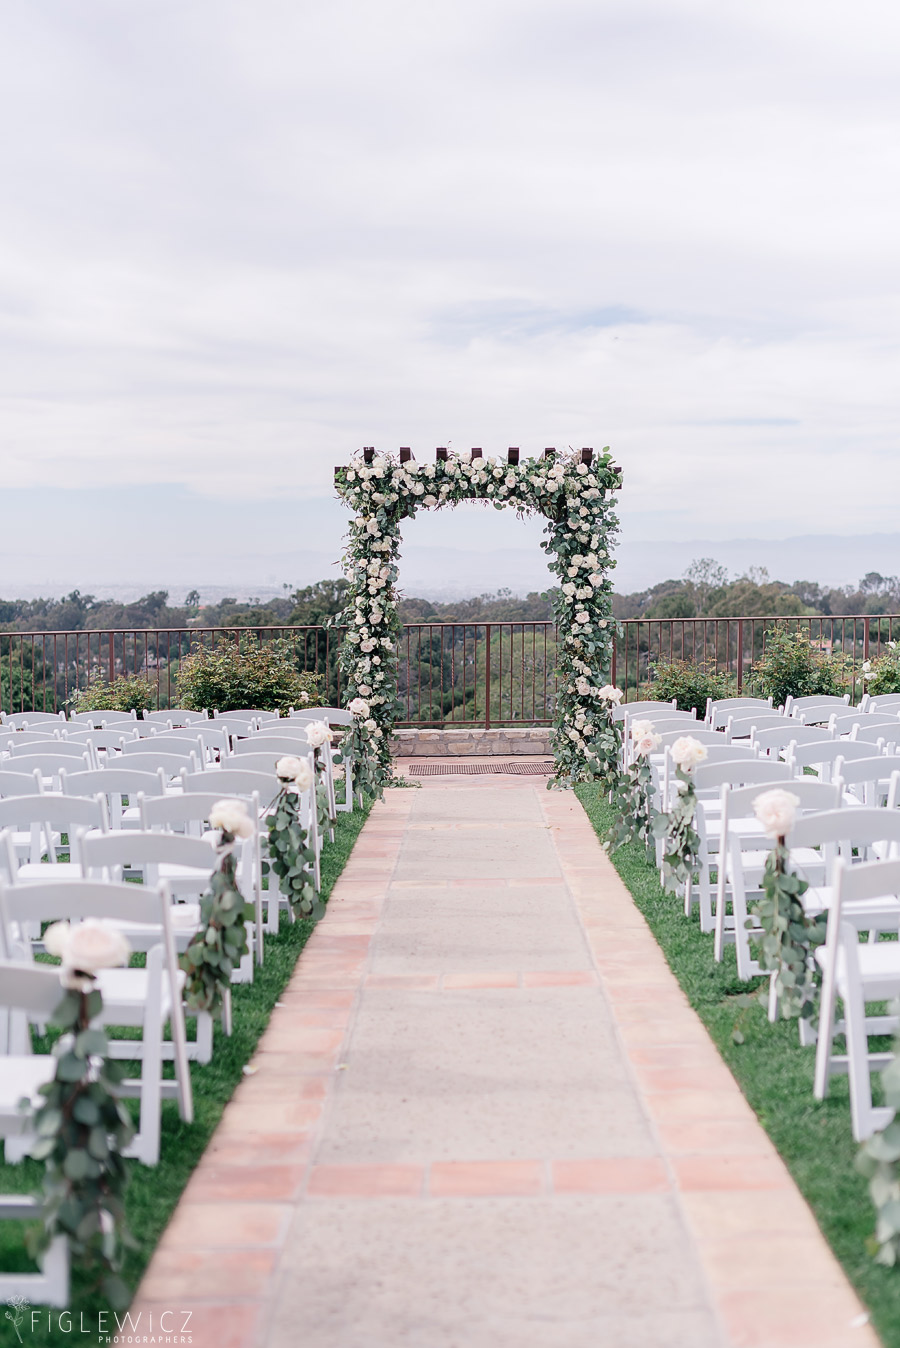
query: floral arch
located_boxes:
[333,445,623,790]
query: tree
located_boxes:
[683,558,729,615]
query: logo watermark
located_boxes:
[5,1299,27,1345]
[4,1305,192,1345]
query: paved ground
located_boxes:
[133,773,880,1348]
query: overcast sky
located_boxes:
[2,0,900,594]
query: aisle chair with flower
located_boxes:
[291,707,355,811]
[137,791,264,963]
[812,856,900,1140]
[0,961,69,1304]
[621,714,699,770]
[246,721,336,838]
[690,758,793,931]
[0,888,192,1165]
[233,734,329,852]
[713,779,842,978]
[182,765,312,930]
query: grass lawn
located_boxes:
[576,784,900,1347]
[0,798,373,1343]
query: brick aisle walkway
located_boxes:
[133,776,880,1348]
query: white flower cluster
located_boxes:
[304,721,334,749]
[670,736,708,772]
[753,789,801,839]
[209,799,256,839]
[44,919,131,991]
[276,755,314,794]
[630,719,662,758]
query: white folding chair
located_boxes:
[0,962,69,1304]
[813,857,900,1140]
[0,793,108,876]
[61,766,167,829]
[787,693,849,718]
[0,768,44,799]
[0,711,66,728]
[725,712,790,742]
[142,709,209,726]
[706,696,773,729]
[0,881,193,1164]
[751,724,834,758]
[714,778,842,979]
[689,758,793,931]
[114,748,200,783]
[786,738,888,781]
[2,749,91,791]
[835,756,900,807]
[67,709,138,727]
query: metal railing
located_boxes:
[3,614,897,723]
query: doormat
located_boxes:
[408,760,554,776]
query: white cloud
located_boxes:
[1,0,899,560]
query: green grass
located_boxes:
[0,799,373,1342]
[575,784,900,1346]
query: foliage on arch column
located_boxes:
[334,448,623,791]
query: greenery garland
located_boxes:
[333,448,622,787]
[181,809,255,1017]
[610,755,657,852]
[655,769,700,893]
[749,838,824,1021]
[28,960,136,1307]
[267,762,321,920]
[857,1005,900,1265]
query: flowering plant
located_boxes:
[181,800,256,1015]
[333,447,622,788]
[749,790,824,1021]
[653,737,707,892]
[28,924,136,1307]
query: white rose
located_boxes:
[670,736,709,772]
[630,719,654,740]
[575,611,590,625]
[61,919,131,983]
[589,574,603,588]
[597,685,623,704]
[413,482,425,495]
[290,759,314,794]
[575,676,591,695]
[299,691,310,703]
[562,583,576,597]
[276,755,304,780]
[753,789,801,839]
[364,718,377,730]
[567,566,578,578]
[209,799,255,839]
[348,698,371,717]
[361,639,375,653]
[634,731,661,758]
[44,921,72,958]
[358,683,372,696]
[305,721,334,749]
[424,495,437,507]
[505,473,516,487]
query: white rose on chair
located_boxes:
[629,719,654,740]
[670,736,708,773]
[753,789,801,839]
[209,799,255,840]
[597,685,623,704]
[45,919,131,990]
[348,697,371,718]
[633,731,661,757]
[305,721,334,748]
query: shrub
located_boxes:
[749,628,850,708]
[650,659,735,716]
[69,674,155,717]
[864,643,900,696]
[176,638,324,714]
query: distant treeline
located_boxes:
[1,561,899,633]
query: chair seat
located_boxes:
[816,942,900,1001]
[0,1057,56,1131]
[802,887,900,922]
[13,863,84,883]
[95,966,183,1025]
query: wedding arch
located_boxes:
[333,445,623,789]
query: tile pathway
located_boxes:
[132,773,881,1348]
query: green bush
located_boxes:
[69,674,155,717]
[864,643,900,696]
[176,638,323,714]
[649,659,735,716]
[749,628,849,708]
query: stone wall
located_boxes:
[390,728,553,757]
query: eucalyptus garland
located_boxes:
[333,447,622,787]
[28,982,136,1309]
[749,840,824,1021]
[610,754,657,852]
[857,1004,900,1265]
[654,769,700,893]
[181,814,255,1017]
[267,780,320,920]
